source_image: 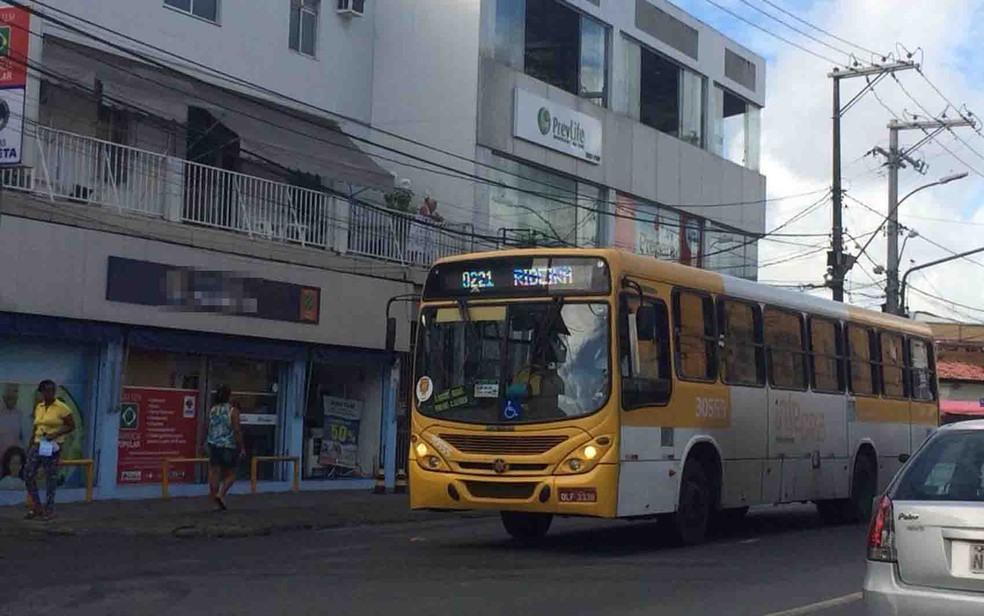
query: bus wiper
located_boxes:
[457,298,470,324]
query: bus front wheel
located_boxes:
[665,462,712,545]
[500,511,552,541]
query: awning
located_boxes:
[43,36,394,191]
[940,399,984,415]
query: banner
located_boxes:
[318,396,361,470]
[117,387,199,484]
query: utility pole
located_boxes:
[828,62,917,302]
[872,118,974,315]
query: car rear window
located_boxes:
[894,431,984,501]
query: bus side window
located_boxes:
[718,299,765,387]
[672,290,717,381]
[847,324,876,396]
[764,307,807,390]
[909,338,936,401]
[809,317,844,392]
[880,331,906,399]
[620,295,671,408]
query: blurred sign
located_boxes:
[319,396,362,469]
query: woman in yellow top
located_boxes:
[24,380,75,520]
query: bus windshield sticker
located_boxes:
[433,387,468,413]
[501,399,521,421]
[415,377,433,403]
[474,380,499,399]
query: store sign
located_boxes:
[106,256,321,324]
[513,89,602,164]
[0,4,29,167]
[319,396,362,470]
[117,387,199,485]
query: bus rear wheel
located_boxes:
[664,462,711,545]
[500,511,553,541]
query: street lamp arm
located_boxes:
[900,244,984,315]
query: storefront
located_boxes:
[0,312,120,501]
[302,347,388,482]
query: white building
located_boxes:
[0,0,766,505]
[372,0,767,277]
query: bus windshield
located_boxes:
[415,302,610,424]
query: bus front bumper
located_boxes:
[408,462,618,518]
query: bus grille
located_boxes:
[463,481,538,500]
[439,434,568,455]
[457,462,549,472]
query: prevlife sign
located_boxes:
[513,89,602,164]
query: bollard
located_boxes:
[161,457,209,499]
[394,468,408,494]
[25,458,95,506]
[249,456,301,494]
[373,465,386,494]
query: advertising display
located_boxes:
[117,387,198,484]
[318,396,361,470]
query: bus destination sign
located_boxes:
[423,256,610,299]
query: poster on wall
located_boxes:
[117,387,199,484]
[318,396,362,470]
[0,2,30,166]
[0,382,86,491]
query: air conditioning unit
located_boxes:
[337,0,365,17]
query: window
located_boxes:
[639,46,679,136]
[809,317,844,393]
[165,0,218,22]
[622,40,704,147]
[718,299,764,386]
[290,0,319,57]
[711,85,761,170]
[703,223,752,280]
[764,308,806,390]
[673,290,716,381]
[894,431,984,502]
[620,294,672,408]
[847,324,877,396]
[880,332,906,399]
[489,154,591,247]
[909,338,936,401]
[495,0,608,105]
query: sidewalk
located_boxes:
[0,491,489,539]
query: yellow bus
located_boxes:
[407,249,939,543]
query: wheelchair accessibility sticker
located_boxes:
[501,399,521,421]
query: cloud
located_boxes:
[680,0,984,320]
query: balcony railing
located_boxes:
[1,125,476,266]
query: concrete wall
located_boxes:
[369,0,484,228]
[0,196,417,352]
[476,58,766,235]
[40,0,377,123]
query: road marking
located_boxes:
[761,592,863,616]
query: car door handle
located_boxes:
[898,512,920,521]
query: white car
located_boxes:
[864,420,984,615]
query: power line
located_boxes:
[737,0,853,58]
[701,0,844,65]
[755,0,885,58]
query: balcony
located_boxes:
[0,126,477,267]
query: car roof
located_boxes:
[939,419,984,431]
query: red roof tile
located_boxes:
[937,360,984,382]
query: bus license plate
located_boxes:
[971,544,984,574]
[558,488,596,503]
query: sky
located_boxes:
[673,0,984,323]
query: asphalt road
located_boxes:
[0,505,869,616]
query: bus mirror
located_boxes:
[635,306,656,341]
[385,317,397,353]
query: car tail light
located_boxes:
[867,495,896,562]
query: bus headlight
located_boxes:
[412,437,450,472]
[415,442,429,458]
[555,436,613,475]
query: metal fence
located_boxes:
[2,126,475,266]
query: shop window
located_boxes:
[304,362,381,480]
[673,289,717,381]
[489,154,588,247]
[809,317,844,393]
[620,294,672,408]
[711,85,761,170]
[209,358,279,479]
[495,0,609,105]
[880,332,906,399]
[718,299,764,387]
[909,338,936,401]
[847,324,877,396]
[681,216,703,267]
[765,307,807,390]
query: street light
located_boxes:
[898,229,919,266]
[882,171,969,314]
